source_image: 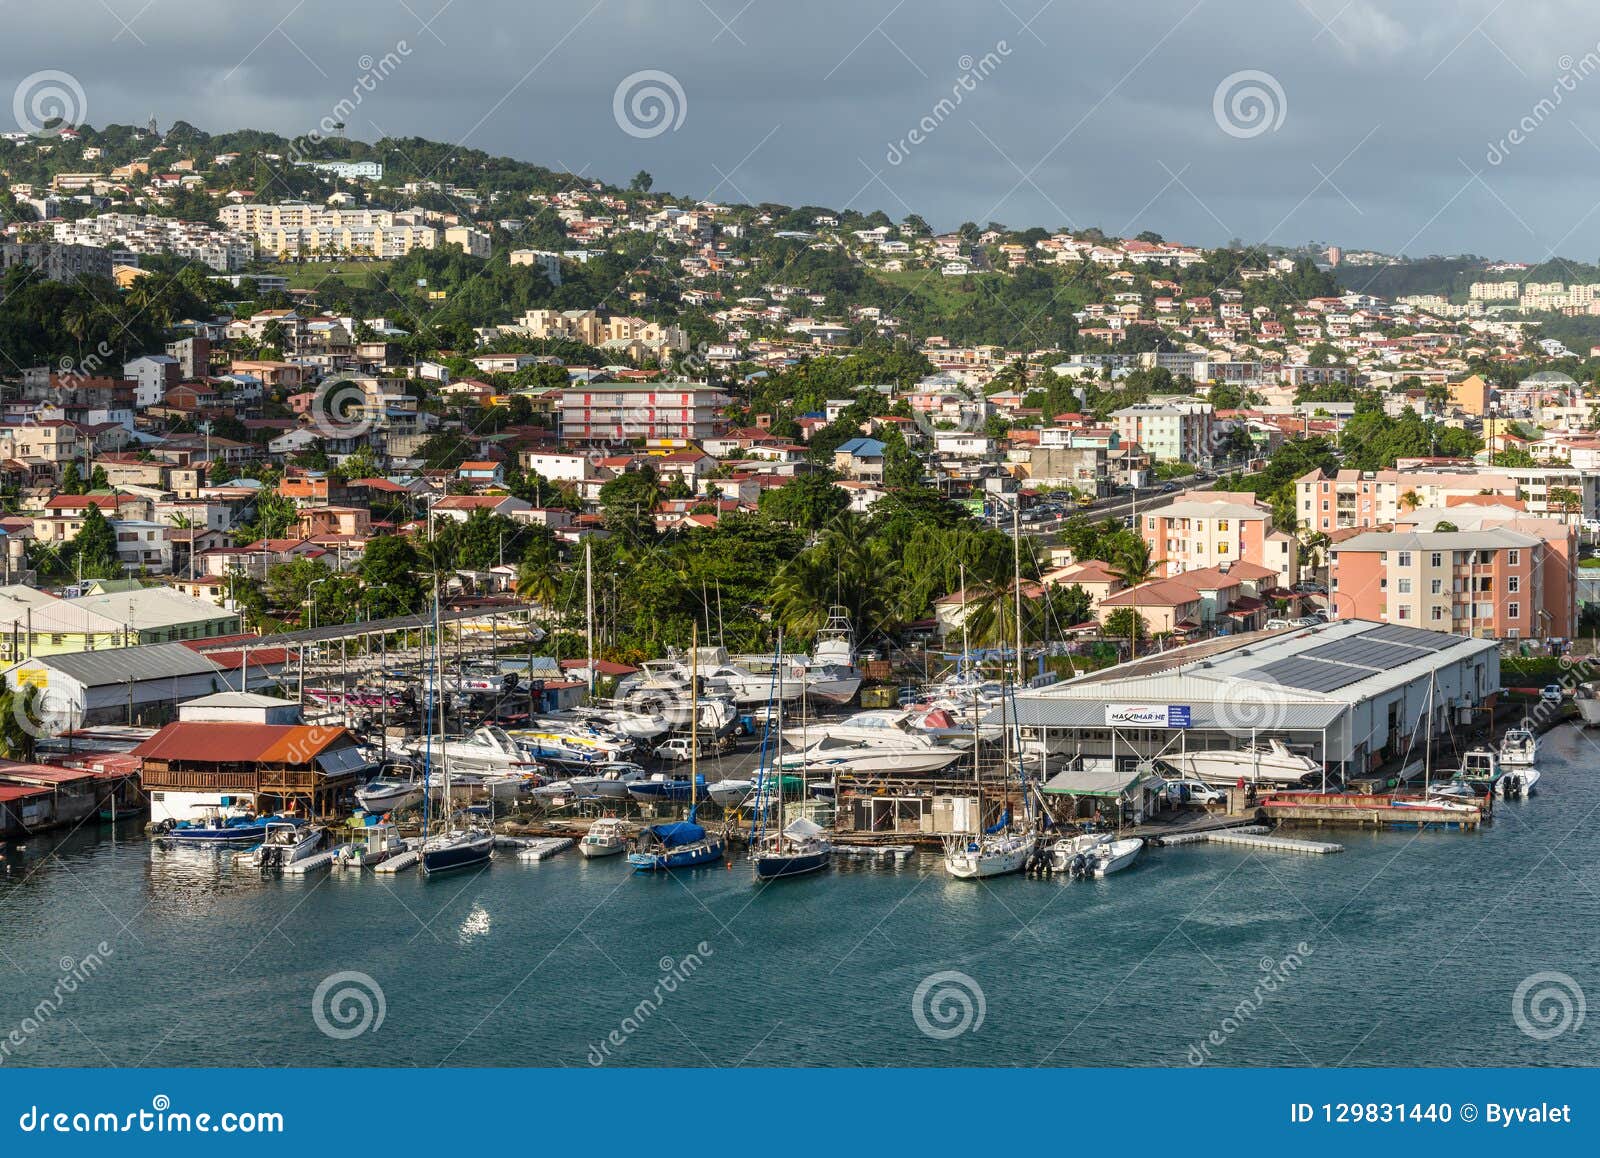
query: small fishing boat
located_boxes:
[1089,837,1143,877]
[627,813,724,871]
[249,821,325,869]
[1498,726,1538,767]
[1498,767,1540,799]
[336,817,412,869]
[578,818,629,858]
[752,817,832,880]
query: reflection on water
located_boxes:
[0,724,1596,1067]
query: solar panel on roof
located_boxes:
[1308,638,1432,670]
[1248,656,1373,694]
[1361,623,1458,652]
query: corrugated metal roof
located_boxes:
[131,722,353,764]
[1011,698,1344,731]
[10,642,238,688]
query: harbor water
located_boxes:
[2,725,1596,1067]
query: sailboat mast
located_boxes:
[584,542,595,697]
[689,623,698,810]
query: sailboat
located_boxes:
[749,634,833,881]
[628,627,725,872]
[943,507,1037,880]
[420,588,494,876]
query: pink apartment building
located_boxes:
[1328,528,1565,640]
[1141,492,1298,587]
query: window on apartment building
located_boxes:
[1379,578,1387,590]
[1431,606,1444,622]
[1397,551,1412,567]
[1430,553,1442,567]
[1398,579,1412,594]
[1397,606,1411,620]
[1508,550,1520,565]
[1508,576,1520,594]
[1321,500,1329,511]
[1430,579,1442,595]
[1508,602,1520,619]
[1217,520,1229,531]
[1479,551,1493,565]
[1217,542,1229,554]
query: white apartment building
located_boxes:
[1111,399,1215,463]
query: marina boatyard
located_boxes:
[2,607,1584,1068]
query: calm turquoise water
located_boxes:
[2,725,1596,1068]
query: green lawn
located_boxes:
[253,261,396,291]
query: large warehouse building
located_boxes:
[1011,620,1500,782]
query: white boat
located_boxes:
[404,726,543,776]
[1166,740,1322,788]
[578,818,629,858]
[508,724,636,767]
[1049,832,1110,873]
[569,701,672,741]
[249,821,325,869]
[944,830,1035,879]
[700,660,806,706]
[1499,726,1538,767]
[1089,837,1144,877]
[1576,684,1600,727]
[779,708,962,752]
[354,766,425,813]
[336,819,412,868]
[1498,766,1540,799]
[779,735,966,776]
[706,777,756,807]
[568,762,650,800]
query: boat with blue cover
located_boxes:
[627,813,724,871]
[155,809,285,844]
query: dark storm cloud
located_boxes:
[10,0,1600,258]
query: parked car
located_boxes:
[1581,519,1600,535]
[1289,616,1321,628]
[652,737,702,762]
[1264,618,1292,630]
[1165,779,1228,805]
[1541,684,1565,705]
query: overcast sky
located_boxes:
[12,0,1600,259]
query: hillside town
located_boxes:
[0,119,1591,876]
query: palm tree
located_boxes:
[1401,489,1421,512]
[1109,538,1158,659]
[514,556,560,609]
